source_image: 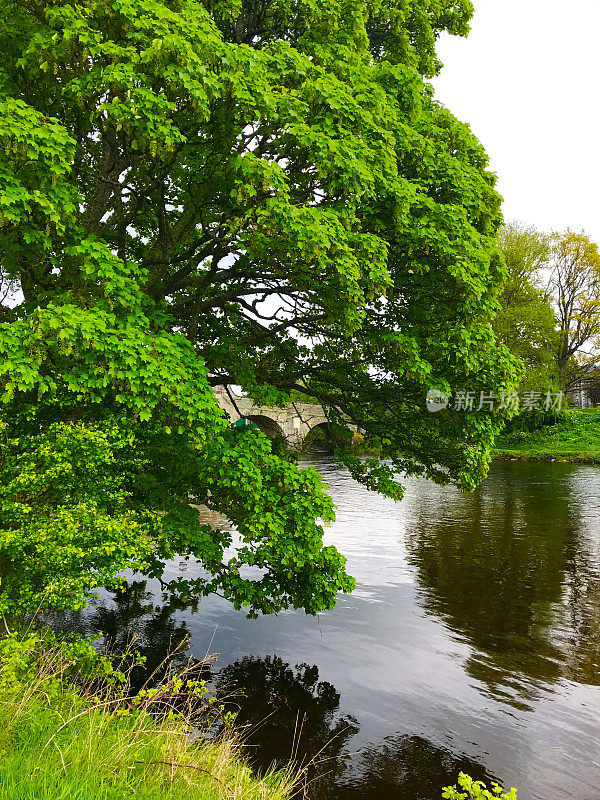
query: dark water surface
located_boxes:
[61,460,600,799]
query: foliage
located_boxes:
[0,628,295,800]
[493,408,600,463]
[0,626,124,694]
[0,411,352,616]
[499,405,566,435]
[498,222,550,291]
[494,223,559,393]
[442,772,516,800]
[0,0,519,617]
[548,230,600,388]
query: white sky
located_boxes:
[431,0,600,243]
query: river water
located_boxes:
[60,459,600,799]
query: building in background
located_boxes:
[568,374,600,408]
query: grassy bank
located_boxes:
[0,631,294,800]
[493,409,600,463]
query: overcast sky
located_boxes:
[431,0,600,242]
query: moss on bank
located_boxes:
[493,409,600,463]
[0,631,294,800]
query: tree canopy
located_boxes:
[0,0,518,618]
[494,223,559,393]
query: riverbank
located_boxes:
[493,408,600,463]
[0,630,294,800]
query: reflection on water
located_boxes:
[340,735,492,800]
[216,655,358,796]
[216,654,497,800]
[404,463,600,706]
[55,460,600,800]
[55,582,193,691]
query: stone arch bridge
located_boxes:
[214,386,357,450]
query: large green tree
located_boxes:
[0,0,518,618]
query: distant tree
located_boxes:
[494,223,559,392]
[499,223,551,301]
[547,230,600,388]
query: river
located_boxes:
[58,459,600,799]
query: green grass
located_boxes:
[0,640,295,800]
[493,408,600,463]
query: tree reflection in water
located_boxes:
[48,580,197,692]
[214,656,497,800]
[404,462,600,707]
[215,655,358,795]
[340,734,493,800]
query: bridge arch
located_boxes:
[301,421,332,451]
[242,414,285,441]
[302,420,356,451]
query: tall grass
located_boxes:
[0,632,297,800]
